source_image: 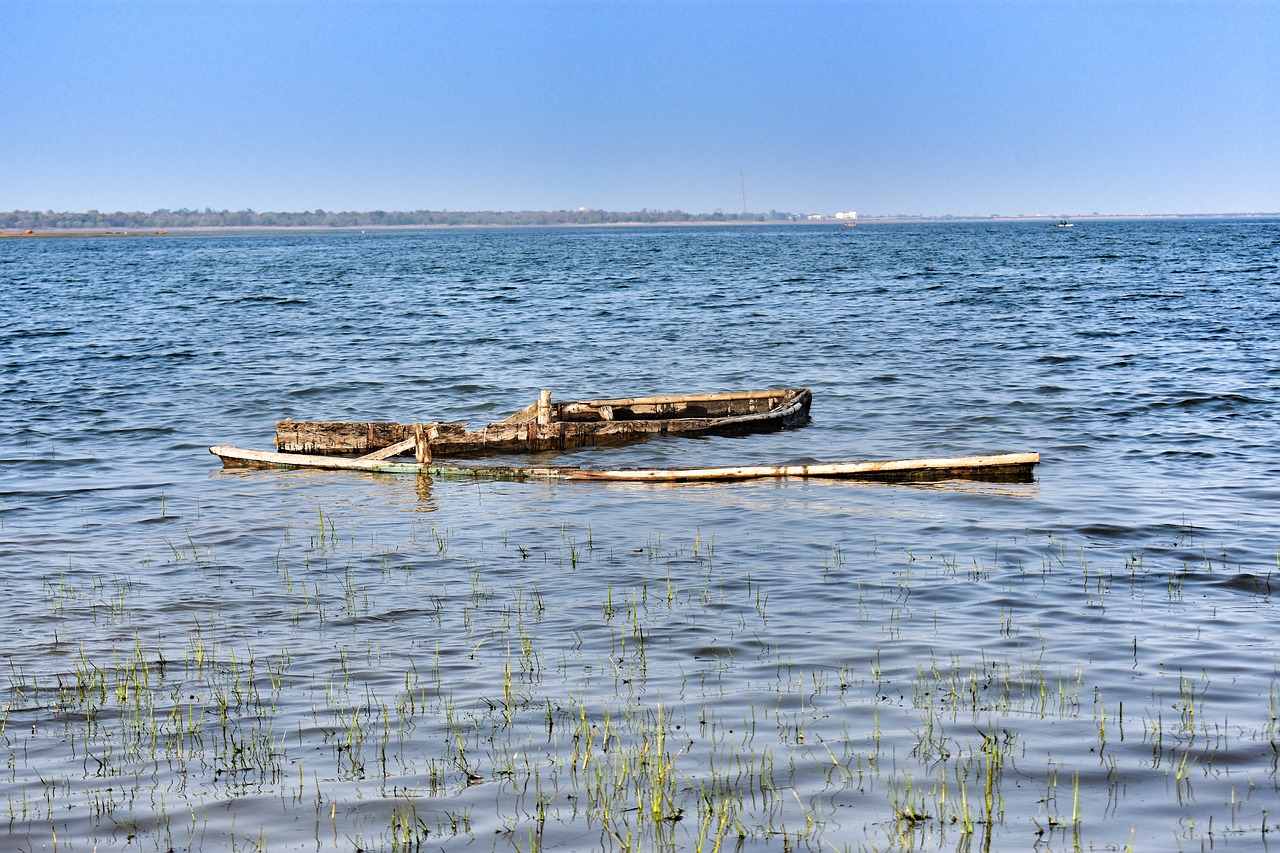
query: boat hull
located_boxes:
[274,387,812,457]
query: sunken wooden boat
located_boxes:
[210,445,1039,484]
[275,387,812,457]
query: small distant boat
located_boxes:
[1052,220,1074,228]
[273,387,812,457]
[209,445,1040,484]
[843,222,858,228]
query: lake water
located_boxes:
[2,220,1278,851]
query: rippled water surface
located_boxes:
[2,221,1279,851]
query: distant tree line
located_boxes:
[0,208,798,230]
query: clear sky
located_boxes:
[2,0,1277,216]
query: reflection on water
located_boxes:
[1,220,1278,850]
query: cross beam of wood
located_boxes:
[357,437,416,461]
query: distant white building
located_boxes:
[835,211,858,220]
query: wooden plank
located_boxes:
[566,453,1040,482]
[358,437,415,460]
[275,420,415,454]
[495,400,540,424]
[414,423,432,464]
[211,445,570,480]
[212,445,1037,485]
[536,389,553,425]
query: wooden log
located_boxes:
[537,389,553,425]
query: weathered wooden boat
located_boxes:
[274,387,812,457]
[209,445,1039,484]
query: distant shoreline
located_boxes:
[2,211,1276,238]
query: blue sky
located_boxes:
[2,0,1277,216]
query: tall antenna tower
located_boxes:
[738,170,746,216]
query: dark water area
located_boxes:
[1,220,1278,851]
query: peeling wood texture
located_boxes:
[274,388,812,457]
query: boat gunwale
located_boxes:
[563,386,805,409]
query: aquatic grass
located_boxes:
[5,515,1280,851]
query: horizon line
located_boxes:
[3,207,1278,220]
